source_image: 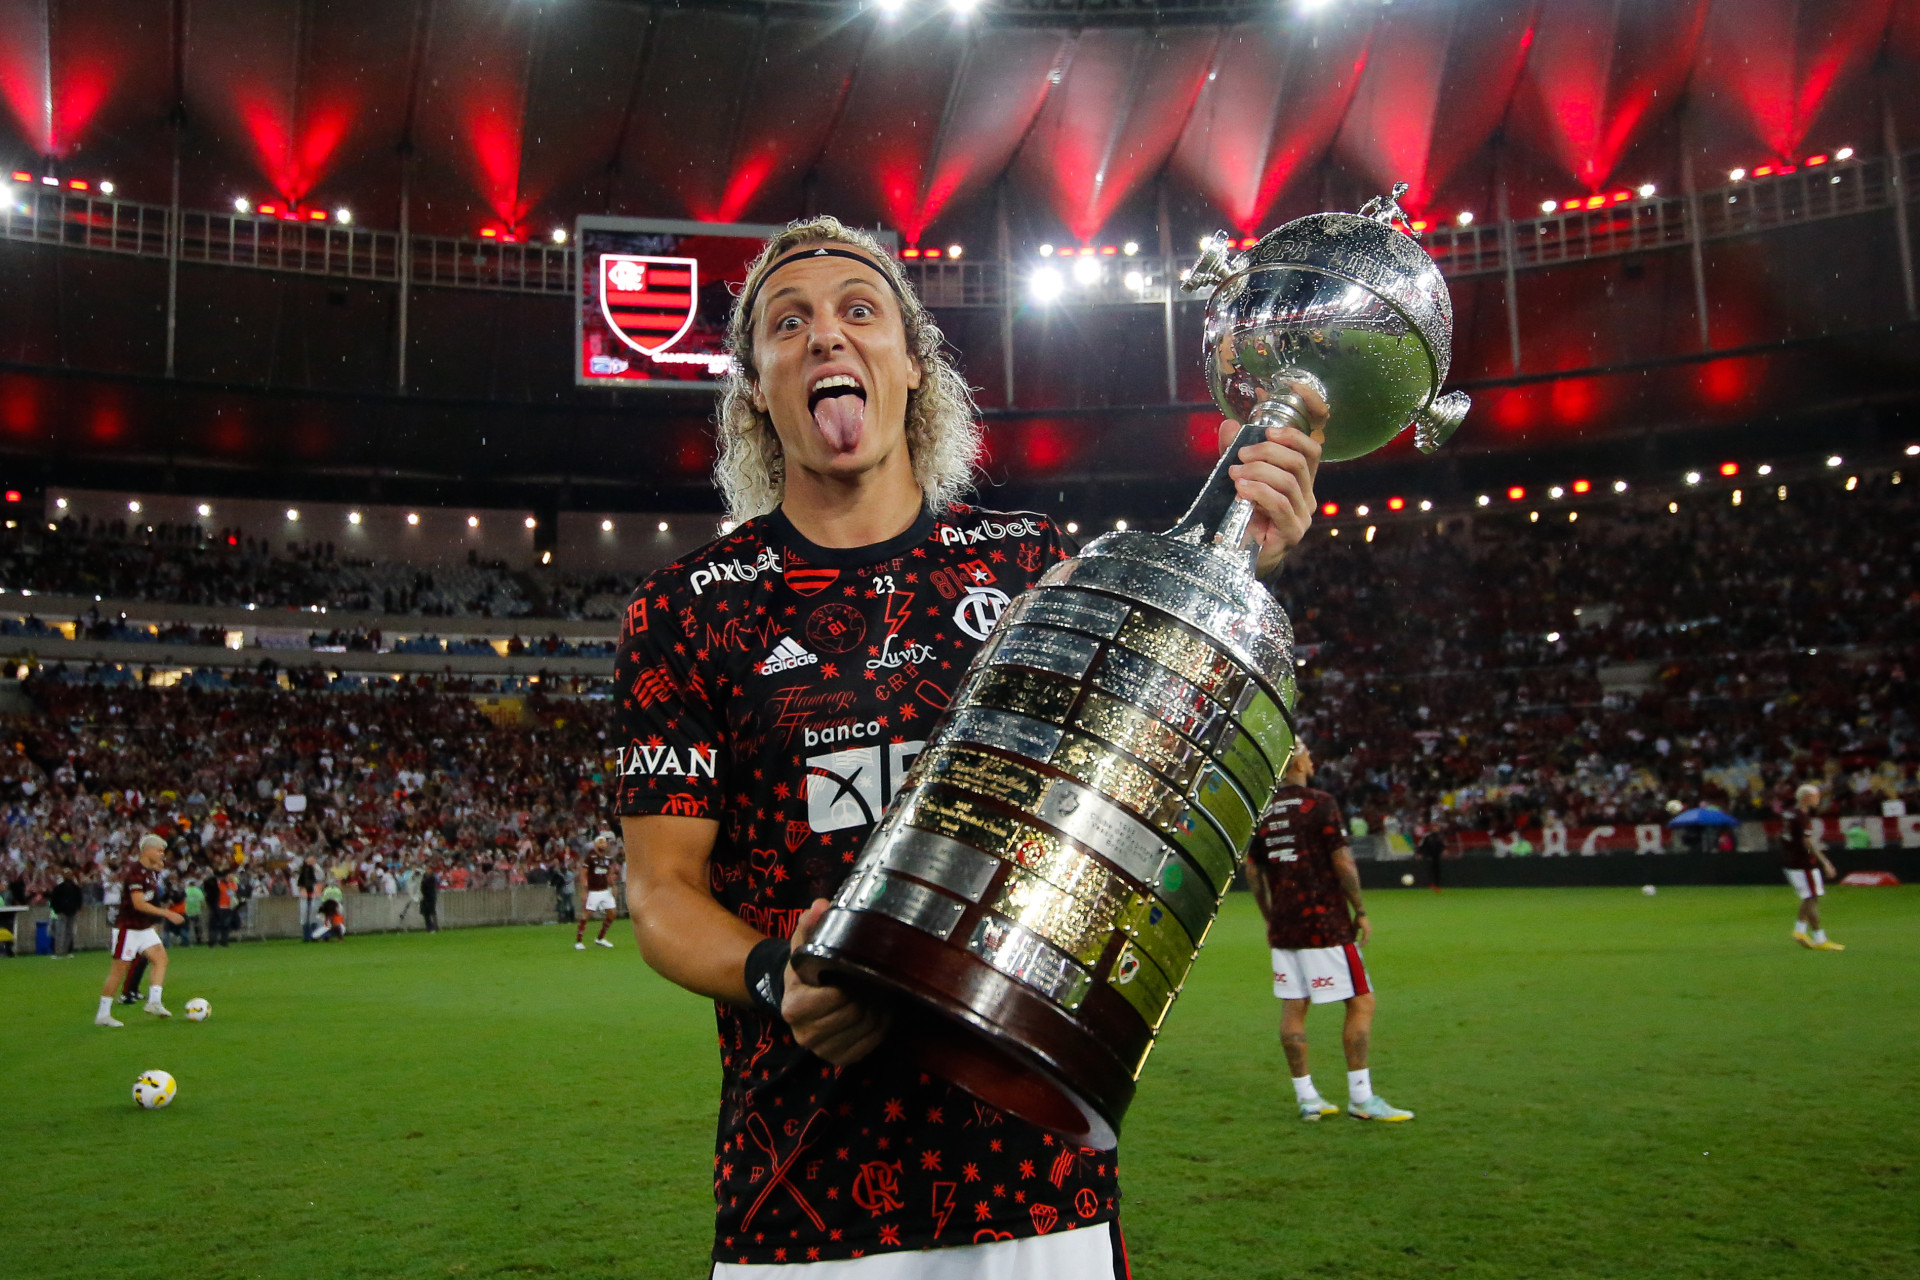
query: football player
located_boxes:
[614,215,1326,1275]
[575,831,619,949]
[96,834,183,1027]
[1248,746,1413,1122]
[1783,782,1843,950]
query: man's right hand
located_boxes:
[783,899,891,1065]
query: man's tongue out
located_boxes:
[812,391,866,453]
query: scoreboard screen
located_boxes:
[574,217,898,388]
[574,216,788,389]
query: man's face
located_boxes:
[1797,789,1819,813]
[749,250,922,488]
[138,844,164,870]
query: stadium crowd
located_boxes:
[2,469,1914,905]
[0,517,628,618]
[1279,472,1919,838]
[0,680,617,910]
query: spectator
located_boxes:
[49,871,83,957]
[419,866,439,933]
[297,856,319,941]
[182,877,206,946]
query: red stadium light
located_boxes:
[1752,165,1774,177]
[1582,195,1604,210]
[1100,245,1117,255]
[8,170,29,182]
[1571,479,1591,494]
[1777,163,1796,174]
[1719,461,1739,476]
[1410,220,1429,231]
[925,247,942,258]
[1507,485,1526,501]
[67,178,88,191]
[308,209,327,221]
[1610,190,1630,202]
[1805,154,1828,167]
[1387,496,1405,512]
[3,491,19,503]
[1321,501,1339,517]
[257,203,277,216]
[901,246,921,258]
[479,227,497,238]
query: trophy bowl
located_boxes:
[794,185,1468,1149]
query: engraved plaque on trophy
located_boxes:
[795,184,1468,1148]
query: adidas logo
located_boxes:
[758,636,818,675]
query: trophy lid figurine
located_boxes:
[795,185,1468,1148]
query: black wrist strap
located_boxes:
[744,936,792,1018]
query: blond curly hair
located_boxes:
[714,216,983,523]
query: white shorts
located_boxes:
[112,926,164,962]
[1272,944,1372,1004]
[583,889,618,913]
[1783,868,1825,900]
[711,1223,1121,1279]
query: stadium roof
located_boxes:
[3,0,1916,244]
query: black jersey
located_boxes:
[612,503,1120,1265]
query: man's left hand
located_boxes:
[1218,380,1328,576]
[1354,913,1371,944]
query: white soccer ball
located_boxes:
[185,998,210,1022]
[1400,873,1415,887]
[1641,884,1657,896]
[133,1070,176,1110]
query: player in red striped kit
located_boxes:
[1247,746,1413,1122]
[575,832,620,950]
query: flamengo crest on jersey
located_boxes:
[758,635,818,675]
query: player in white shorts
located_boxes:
[1782,783,1843,950]
[96,834,184,1027]
[575,832,620,949]
[1247,747,1413,1122]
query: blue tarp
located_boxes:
[1668,806,1740,828]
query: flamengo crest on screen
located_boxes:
[599,255,699,356]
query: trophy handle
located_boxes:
[1167,391,1310,573]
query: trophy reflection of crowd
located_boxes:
[0,680,619,931]
[1274,472,1918,839]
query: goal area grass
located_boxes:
[7,885,1916,1279]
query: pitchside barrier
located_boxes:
[1352,848,1920,890]
[1350,816,1920,861]
[11,888,592,954]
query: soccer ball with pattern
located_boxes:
[185,998,210,1021]
[133,1070,176,1109]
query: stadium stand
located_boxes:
[1,462,1915,925]
[1278,468,1918,843]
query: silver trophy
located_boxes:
[795,184,1467,1148]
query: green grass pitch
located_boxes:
[7,886,1916,1279]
